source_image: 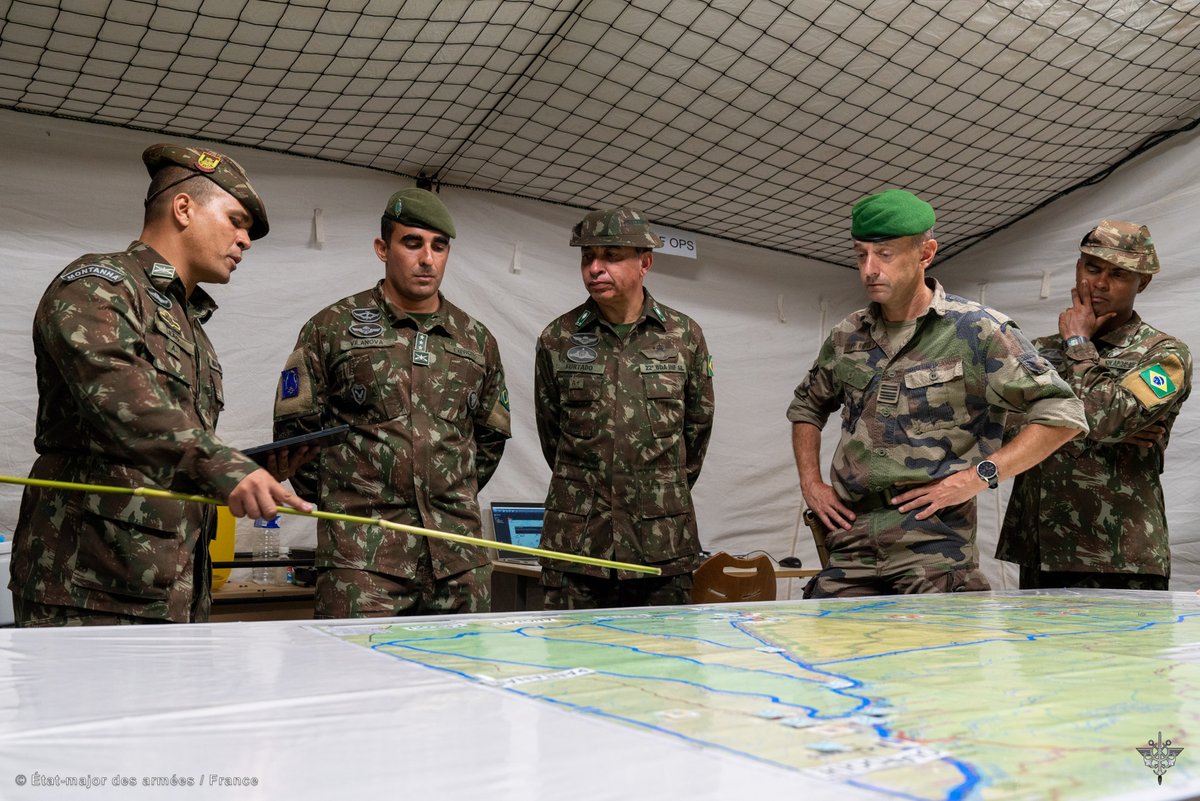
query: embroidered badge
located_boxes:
[146,286,173,309]
[351,383,367,405]
[571,333,600,346]
[280,367,300,400]
[706,355,714,377]
[653,303,666,322]
[349,322,384,338]
[195,152,222,173]
[62,264,122,284]
[151,263,176,280]
[467,390,479,410]
[575,309,592,327]
[157,307,182,333]
[499,388,510,411]
[1140,365,1177,399]
[351,308,382,323]
[567,345,597,364]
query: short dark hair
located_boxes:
[143,166,218,227]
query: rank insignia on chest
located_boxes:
[280,367,300,400]
[351,308,382,323]
[157,307,182,334]
[567,345,598,363]
[877,380,900,405]
[413,332,430,366]
[1140,365,1177,398]
[351,383,368,405]
[146,286,173,309]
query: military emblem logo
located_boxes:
[1139,365,1177,399]
[195,152,222,173]
[280,367,300,400]
[349,322,384,339]
[157,307,182,333]
[1137,732,1183,785]
[467,390,479,410]
[351,308,382,323]
[567,345,597,364]
[146,286,173,309]
[571,333,600,346]
[499,388,510,411]
[351,383,367,405]
[151,263,176,280]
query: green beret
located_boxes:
[383,188,456,239]
[142,143,269,240]
[851,189,935,242]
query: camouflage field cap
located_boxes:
[570,207,663,248]
[851,189,935,242]
[1079,219,1159,274]
[383,187,456,238]
[142,143,269,240]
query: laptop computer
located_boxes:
[490,502,545,564]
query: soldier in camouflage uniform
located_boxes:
[8,144,311,627]
[274,188,510,618]
[787,189,1088,598]
[535,207,715,609]
[997,220,1192,590]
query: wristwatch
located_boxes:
[976,459,999,489]
[1064,335,1089,349]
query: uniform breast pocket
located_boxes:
[904,359,970,433]
[146,323,194,394]
[437,348,486,427]
[834,361,872,430]
[643,372,685,438]
[332,351,405,425]
[558,373,603,439]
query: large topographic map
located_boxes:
[322,592,1200,800]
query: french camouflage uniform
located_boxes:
[274,283,511,617]
[998,220,1191,589]
[534,291,715,605]
[9,242,260,623]
[787,277,1088,597]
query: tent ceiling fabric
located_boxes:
[2,0,1200,267]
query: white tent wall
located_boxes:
[2,108,1197,590]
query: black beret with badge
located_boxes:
[142,143,269,240]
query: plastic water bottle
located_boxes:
[252,516,281,584]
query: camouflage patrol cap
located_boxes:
[851,189,936,242]
[570,207,663,248]
[383,188,456,238]
[1079,219,1159,274]
[142,143,269,240]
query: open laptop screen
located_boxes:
[490,502,545,554]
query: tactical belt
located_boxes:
[844,488,899,516]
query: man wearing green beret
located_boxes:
[534,207,715,608]
[787,189,1088,597]
[273,188,511,617]
[998,219,1192,590]
[8,143,312,626]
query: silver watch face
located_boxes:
[977,460,998,483]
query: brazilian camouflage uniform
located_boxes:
[787,277,1087,597]
[274,284,510,617]
[534,291,715,604]
[9,242,260,624]
[997,223,1191,588]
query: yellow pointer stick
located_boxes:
[0,475,662,576]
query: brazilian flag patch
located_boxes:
[1139,365,1176,398]
[499,388,510,411]
[706,355,714,377]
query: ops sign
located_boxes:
[650,226,698,260]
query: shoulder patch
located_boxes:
[62,264,123,284]
[1121,355,1186,409]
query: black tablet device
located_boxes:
[241,424,351,467]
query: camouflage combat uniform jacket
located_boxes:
[787,278,1086,563]
[997,314,1191,577]
[9,241,260,622]
[274,283,510,580]
[534,291,715,580]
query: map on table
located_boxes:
[318,592,1200,800]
